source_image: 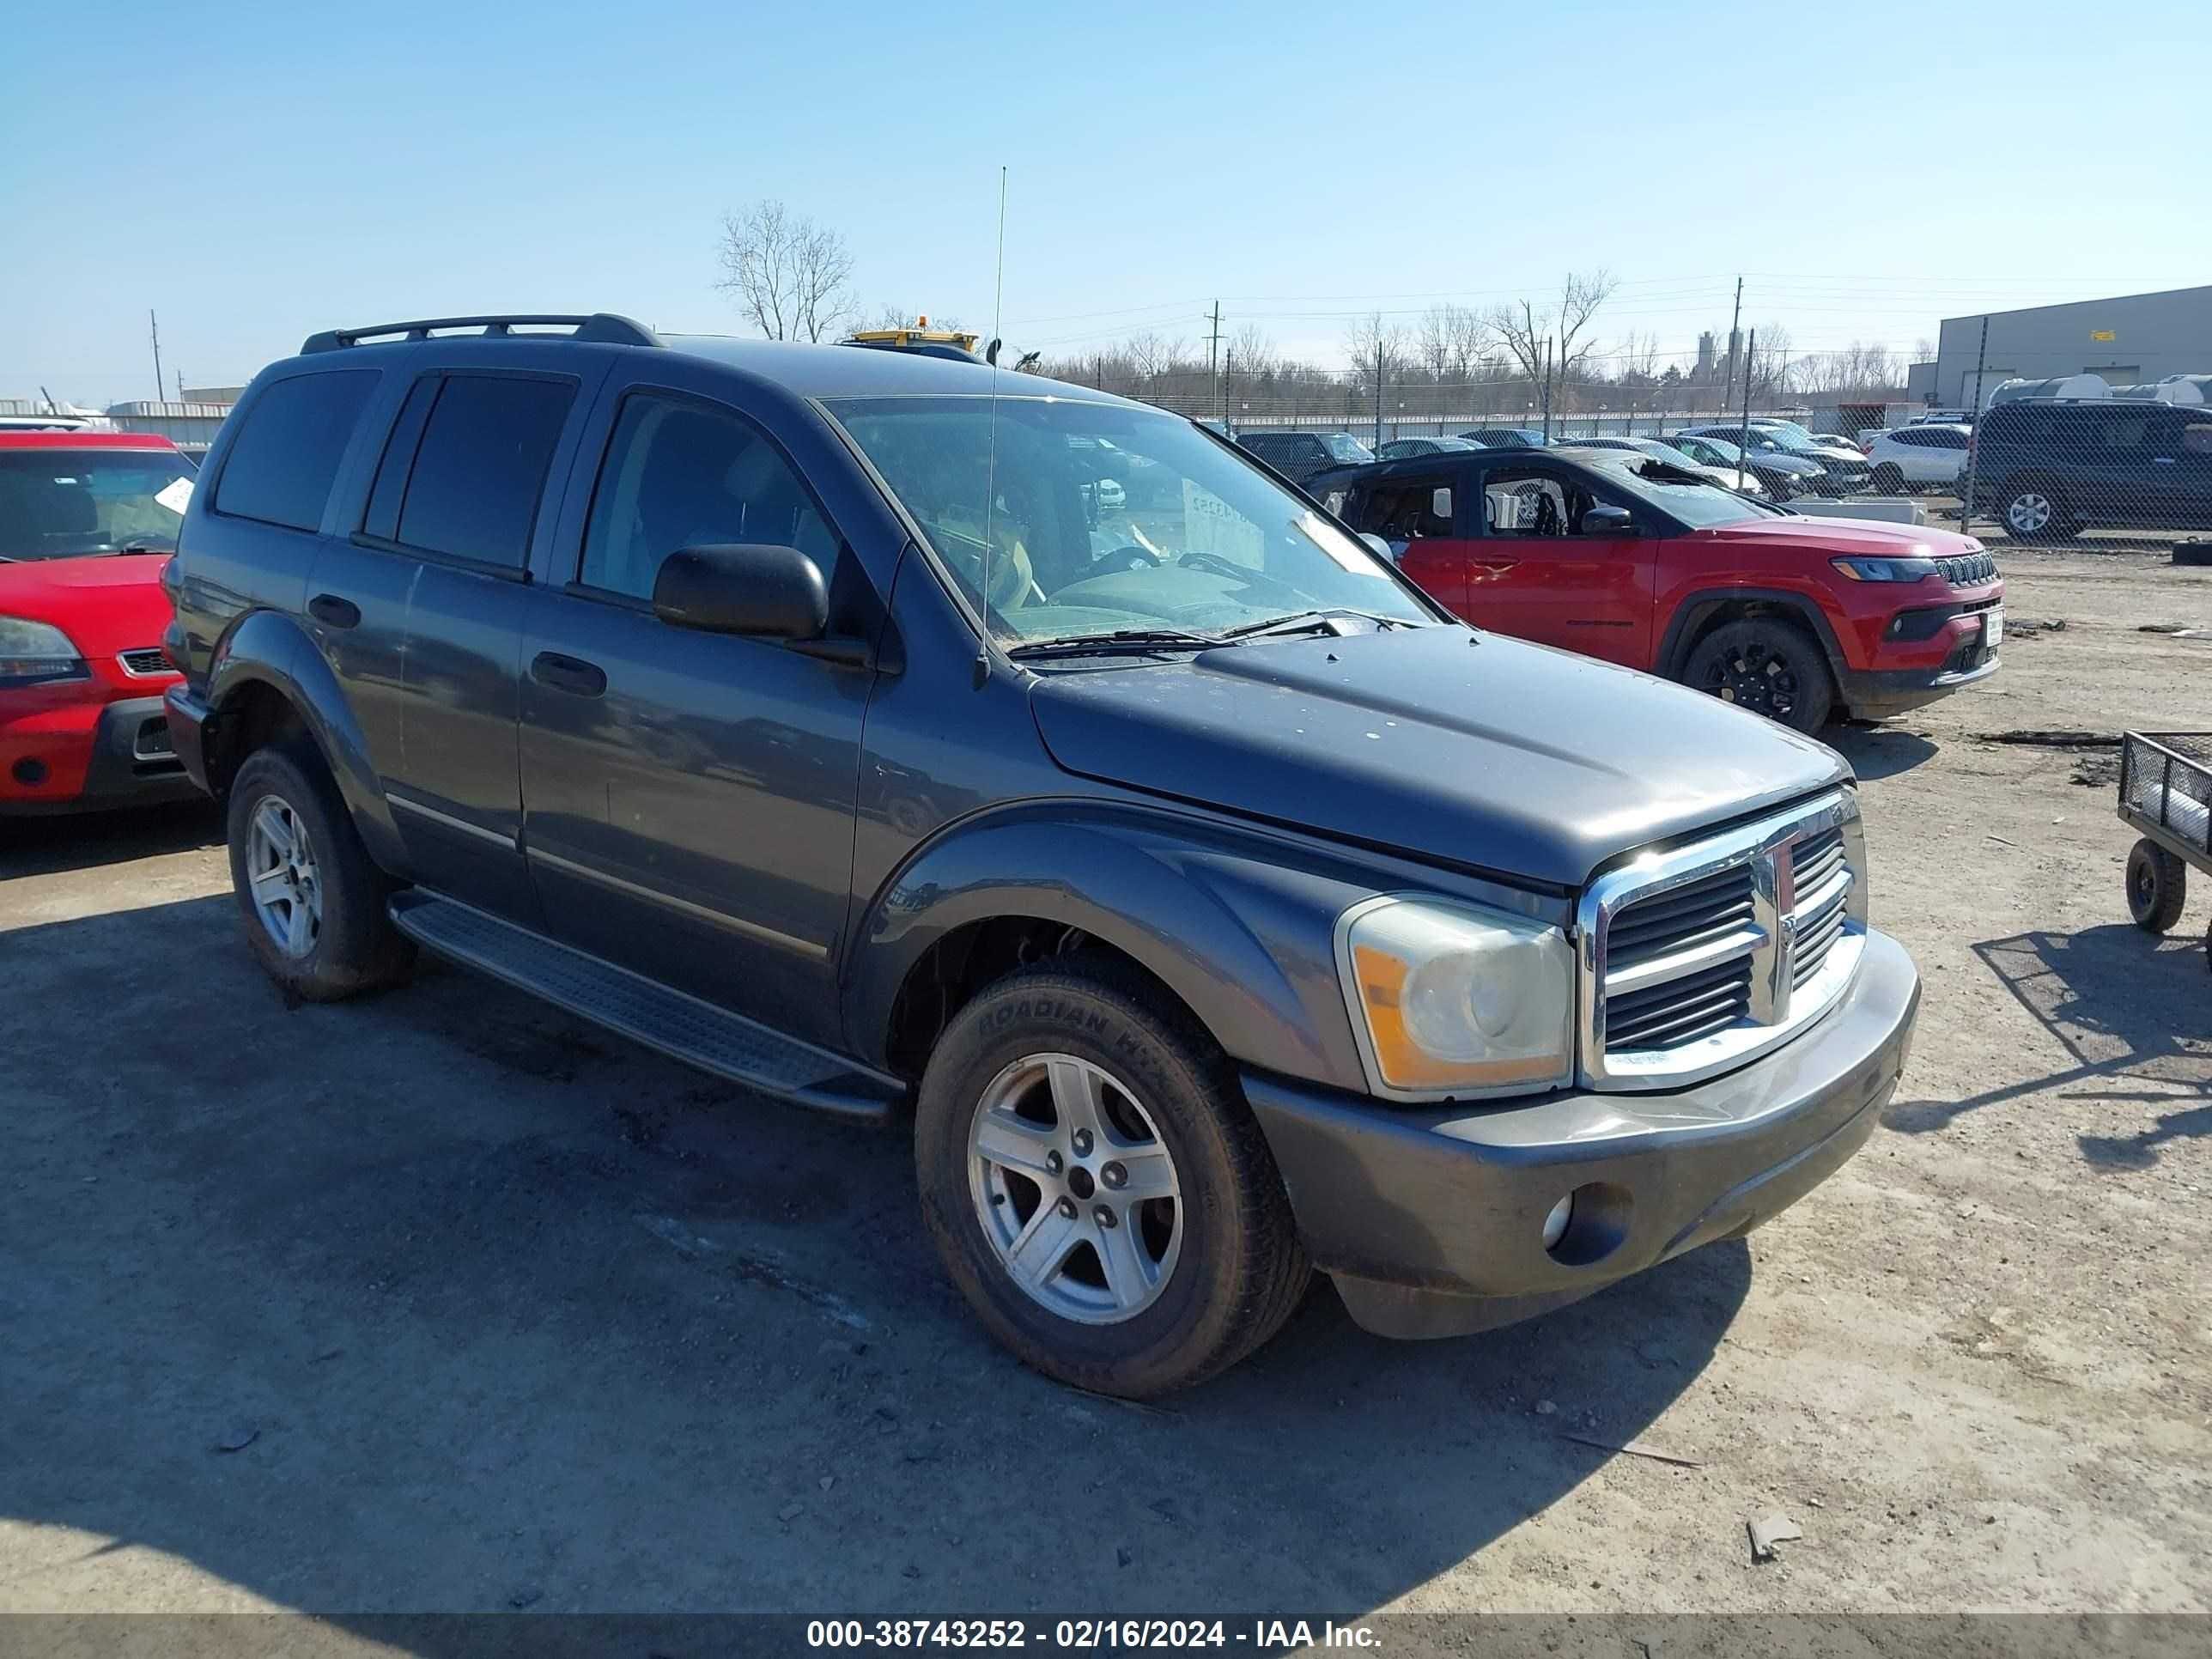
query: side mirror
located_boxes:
[1580,505,1635,537]
[1359,532,1395,560]
[653,544,828,641]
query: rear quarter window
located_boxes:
[387,374,576,569]
[214,370,380,532]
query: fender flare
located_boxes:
[205,610,405,868]
[1656,586,1850,684]
[843,799,1376,1094]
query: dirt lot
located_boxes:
[3,546,2207,1631]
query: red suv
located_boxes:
[1312,445,2003,734]
[0,432,202,813]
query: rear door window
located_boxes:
[387,374,575,569]
[1355,474,1457,545]
[215,370,379,532]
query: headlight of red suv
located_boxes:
[1831,556,1938,582]
[0,616,91,687]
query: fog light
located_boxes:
[1541,1194,1574,1250]
[11,757,47,787]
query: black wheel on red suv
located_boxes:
[1683,618,1835,736]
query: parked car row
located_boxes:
[19,315,1944,1402]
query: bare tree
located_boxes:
[715,201,856,343]
[1345,311,1409,379]
[1484,269,1618,385]
[1225,321,1275,380]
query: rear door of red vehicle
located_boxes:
[1344,463,1483,617]
[1455,458,1658,667]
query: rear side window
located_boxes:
[390,374,575,568]
[215,370,378,532]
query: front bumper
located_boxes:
[0,690,202,816]
[1243,929,1918,1339]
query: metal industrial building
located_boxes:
[1917,284,2212,409]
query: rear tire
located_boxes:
[915,955,1310,1397]
[2126,838,2187,934]
[1683,618,1836,736]
[226,743,414,1000]
[1870,464,1905,495]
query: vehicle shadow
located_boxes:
[1825,722,1937,781]
[0,799,223,879]
[1881,924,2210,1165]
[0,894,1742,1632]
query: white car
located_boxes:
[1079,476,1127,514]
[1864,424,1971,493]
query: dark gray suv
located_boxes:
[162,313,1920,1395]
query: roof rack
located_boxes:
[301,313,661,354]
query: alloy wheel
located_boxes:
[246,794,323,958]
[968,1053,1183,1325]
[2007,492,2052,534]
[1702,637,1800,720]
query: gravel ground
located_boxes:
[2,545,2206,1629]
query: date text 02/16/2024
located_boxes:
[804,1619,1381,1650]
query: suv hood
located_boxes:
[1027,625,1846,890]
[1692,517,1984,557]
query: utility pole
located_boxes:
[1374,335,1387,447]
[1206,301,1222,423]
[1724,276,1743,433]
[1736,329,1756,491]
[1221,349,1233,430]
[149,310,166,406]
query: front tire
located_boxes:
[1683,618,1836,736]
[1870,464,1905,495]
[226,743,414,1000]
[915,956,1310,1397]
[2126,838,2187,933]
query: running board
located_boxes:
[388,891,904,1122]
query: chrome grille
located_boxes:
[1578,792,1868,1090]
[118,647,173,678]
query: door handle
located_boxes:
[308,593,362,629]
[531,651,608,698]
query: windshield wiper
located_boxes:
[1217,607,1418,641]
[1005,627,1232,661]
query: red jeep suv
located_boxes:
[1312,443,2003,733]
[0,432,202,813]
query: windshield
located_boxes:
[1595,459,1779,527]
[828,396,1429,647]
[0,448,198,561]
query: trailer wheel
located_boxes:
[2124,838,2186,934]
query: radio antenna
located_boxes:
[978,165,1007,671]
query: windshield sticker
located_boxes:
[1182,481,1267,568]
[155,477,194,515]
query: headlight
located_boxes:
[0,615,89,686]
[1335,896,1574,1097]
[1832,556,1938,582]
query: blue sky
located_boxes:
[3,0,2204,405]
